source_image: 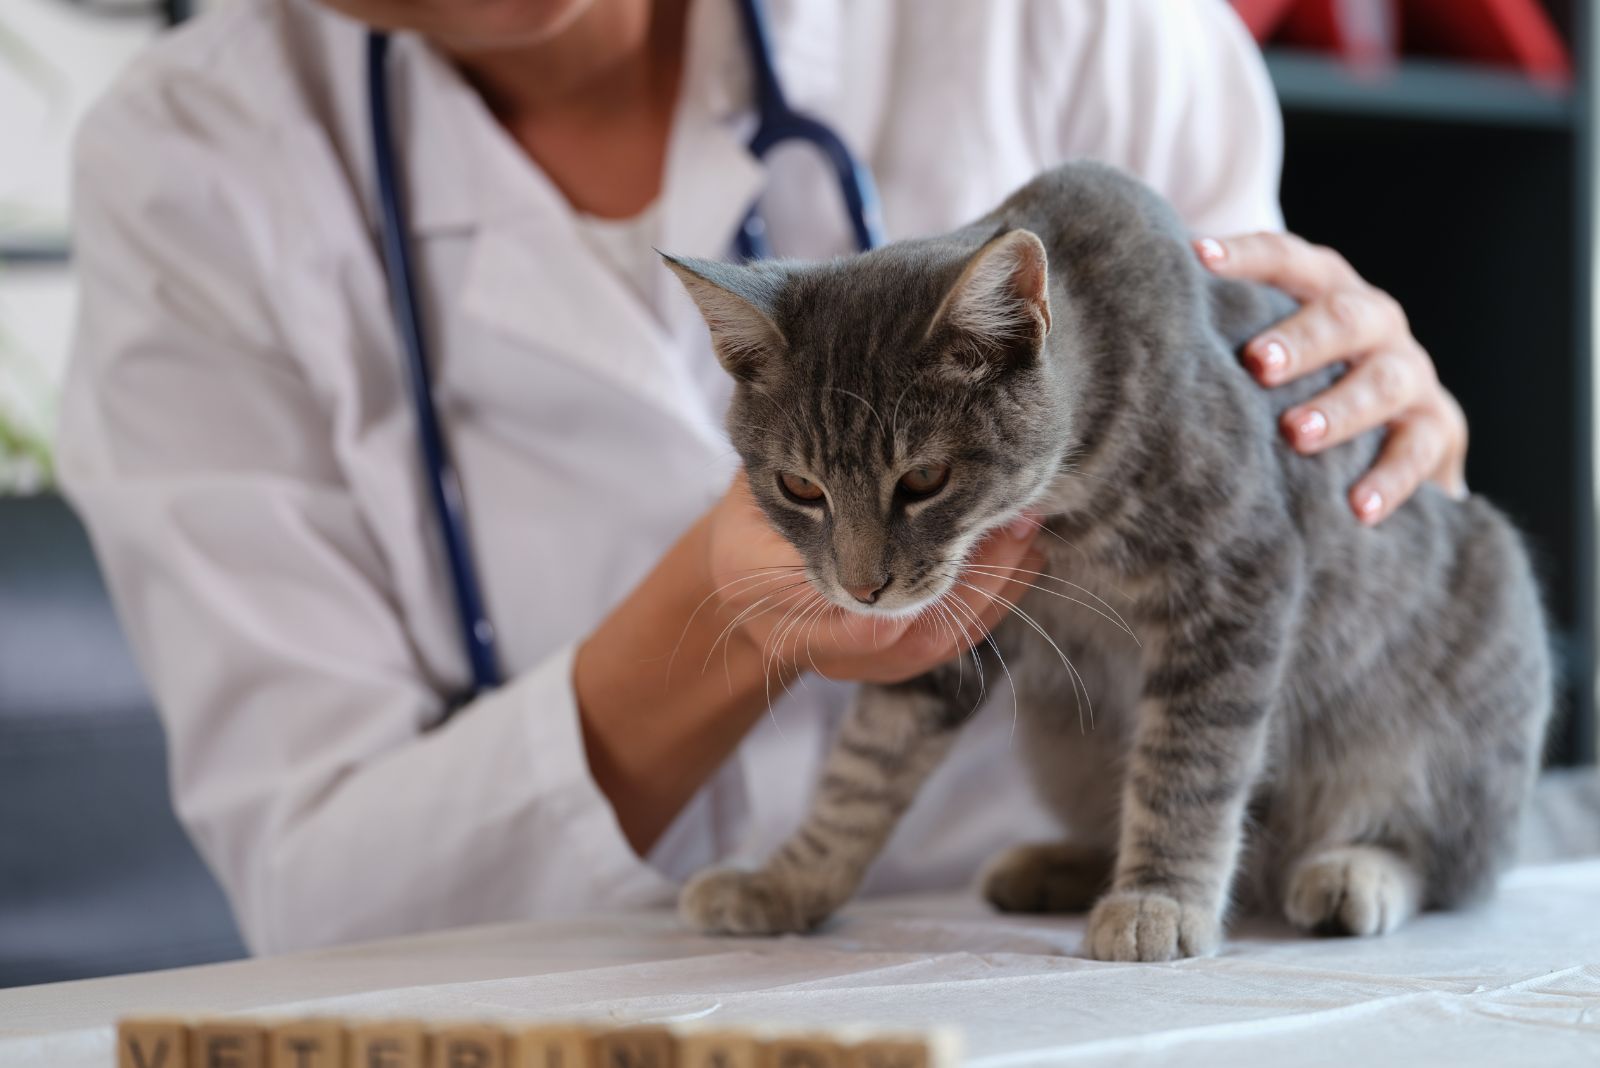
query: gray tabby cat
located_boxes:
[662,162,1551,962]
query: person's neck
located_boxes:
[444,0,666,119]
[440,0,689,218]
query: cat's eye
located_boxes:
[898,464,951,499]
[779,472,826,504]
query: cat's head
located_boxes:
[665,229,1071,617]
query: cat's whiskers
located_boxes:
[666,569,804,688]
[961,563,1140,645]
[739,585,818,734]
[761,589,830,727]
[800,595,837,682]
[940,589,1021,739]
[772,593,829,690]
[933,595,986,707]
[950,576,1095,735]
[704,580,812,683]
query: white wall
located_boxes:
[0,0,165,489]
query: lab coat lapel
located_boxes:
[458,214,690,425]
[451,123,705,437]
[450,5,766,443]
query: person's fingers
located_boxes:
[1348,411,1453,525]
[1430,388,1470,498]
[1279,346,1436,454]
[1241,287,1408,386]
[1194,232,1358,302]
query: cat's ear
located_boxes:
[927,229,1051,378]
[660,253,787,382]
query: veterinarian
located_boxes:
[59,0,1467,954]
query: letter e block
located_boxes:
[189,1020,265,1068]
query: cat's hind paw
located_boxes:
[1084,891,1220,962]
[679,867,821,936]
[1285,845,1421,937]
[981,842,1111,914]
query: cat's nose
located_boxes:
[846,577,891,605]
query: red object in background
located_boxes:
[1232,0,1301,40]
[1404,0,1572,83]
[1279,0,1402,65]
[1231,0,1572,84]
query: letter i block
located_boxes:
[677,1031,759,1068]
[189,1020,266,1068]
[429,1023,508,1068]
[118,1018,190,1068]
[590,1026,677,1068]
[269,1018,347,1068]
[349,1021,427,1068]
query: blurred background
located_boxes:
[1,0,1595,988]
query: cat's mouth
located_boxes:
[823,568,963,621]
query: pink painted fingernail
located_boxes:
[1195,237,1227,265]
[1355,488,1384,522]
[1260,339,1288,372]
[1007,515,1036,540]
[1248,338,1289,382]
[1289,408,1327,444]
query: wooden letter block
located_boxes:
[119,1018,190,1068]
[349,1021,427,1068]
[513,1026,591,1068]
[764,1036,846,1068]
[189,1020,266,1068]
[590,1026,677,1068]
[269,1018,347,1068]
[847,1040,929,1068]
[429,1023,508,1068]
[677,1031,759,1068]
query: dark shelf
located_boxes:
[1265,48,1577,130]
[0,238,71,266]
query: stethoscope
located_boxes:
[366,0,885,710]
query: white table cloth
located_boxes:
[4,860,1599,1067]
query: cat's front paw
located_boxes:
[679,867,821,936]
[1084,891,1220,962]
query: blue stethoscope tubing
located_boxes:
[365,0,885,709]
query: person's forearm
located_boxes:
[574,512,786,855]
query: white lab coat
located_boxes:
[59,0,1283,954]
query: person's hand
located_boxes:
[1195,233,1468,525]
[704,473,1043,685]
